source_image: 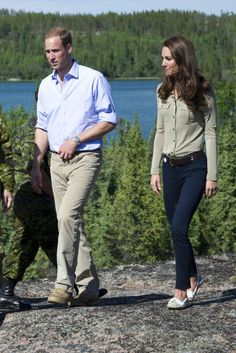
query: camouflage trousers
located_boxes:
[2,182,58,281]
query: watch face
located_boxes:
[73,136,80,145]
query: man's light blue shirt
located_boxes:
[36,61,117,152]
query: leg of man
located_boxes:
[49,151,101,303]
[0,217,37,310]
[3,183,57,281]
[0,182,58,309]
[2,218,39,287]
[36,216,58,268]
[38,220,58,268]
[75,230,99,297]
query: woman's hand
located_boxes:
[205,180,217,198]
[150,174,162,195]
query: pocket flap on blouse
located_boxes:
[159,103,171,109]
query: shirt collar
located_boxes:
[51,60,79,82]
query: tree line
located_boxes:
[0,81,235,278]
[0,9,235,82]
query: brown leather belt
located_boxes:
[162,151,205,166]
[50,148,101,155]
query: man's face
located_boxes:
[45,36,72,73]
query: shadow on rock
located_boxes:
[192,287,236,307]
[0,311,6,326]
[98,292,171,306]
[18,292,171,310]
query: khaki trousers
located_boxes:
[50,150,102,295]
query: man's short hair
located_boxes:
[45,27,72,48]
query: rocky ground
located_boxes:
[0,254,235,353]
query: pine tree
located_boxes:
[204,119,236,253]
[110,116,171,263]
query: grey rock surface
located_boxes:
[0,254,235,353]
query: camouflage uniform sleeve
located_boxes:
[0,113,15,193]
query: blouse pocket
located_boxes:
[159,103,171,121]
[178,107,190,124]
[159,103,171,110]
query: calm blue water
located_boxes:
[0,80,159,138]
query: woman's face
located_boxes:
[161,46,178,76]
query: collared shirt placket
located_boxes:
[169,96,177,157]
[57,77,69,143]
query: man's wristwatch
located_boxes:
[72,135,80,146]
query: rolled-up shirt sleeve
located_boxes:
[36,87,48,132]
[94,75,117,125]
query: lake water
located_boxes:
[0,79,159,138]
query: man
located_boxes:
[0,109,23,310]
[0,102,106,311]
[31,27,117,306]
[0,109,14,214]
[0,108,14,254]
[0,111,58,311]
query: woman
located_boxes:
[150,36,217,309]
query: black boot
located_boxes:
[1,277,16,296]
[0,278,31,311]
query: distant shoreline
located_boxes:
[0,77,160,83]
[0,79,36,83]
[111,77,159,80]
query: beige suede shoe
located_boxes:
[48,288,72,305]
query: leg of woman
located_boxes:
[163,158,207,300]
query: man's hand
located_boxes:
[150,174,162,195]
[31,167,43,194]
[2,190,13,212]
[58,139,77,160]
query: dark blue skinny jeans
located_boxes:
[162,156,207,290]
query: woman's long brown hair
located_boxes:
[158,36,211,112]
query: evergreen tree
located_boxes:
[84,119,128,267]
[110,116,171,263]
[189,81,236,254]
[203,119,236,253]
